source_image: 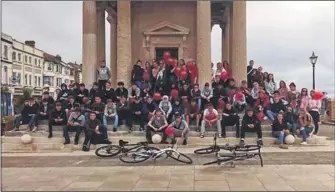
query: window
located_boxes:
[47,63,52,71]
[38,76,41,87]
[3,45,8,59]
[29,56,32,64]
[25,55,28,63]
[17,73,21,84]
[56,78,62,87]
[12,52,16,61]
[18,53,21,62]
[25,74,28,85]
[29,75,32,86]
[34,58,37,65]
[3,66,8,84]
[38,59,41,65]
[34,76,37,86]
[64,79,69,85]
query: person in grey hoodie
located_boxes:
[96,60,111,90]
[159,95,172,119]
[63,107,85,145]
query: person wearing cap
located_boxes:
[63,107,85,145]
[221,101,240,138]
[76,83,89,104]
[130,96,144,131]
[146,110,168,144]
[116,96,132,129]
[12,98,38,132]
[201,82,213,111]
[96,60,111,90]
[115,82,128,102]
[240,108,263,146]
[168,113,190,145]
[48,102,67,138]
[103,99,118,132]
[200,103,221,138]
[186,98,201,131]
[225,78,238,99]
[128,82,141,101]
[65,95,80,117]
[103,81,116,103]
[179,83,191,102]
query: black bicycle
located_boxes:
[95,140,158,158]
[203,143,263,167]
[194,133,231,154]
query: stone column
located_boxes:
[222,21,230,62]
[196,1,212,86]
[231,1,247,86]
[108,15,117,88]
[229,9,234,66]
[96,5,106,66]
[117,1,132,88]
[82,1,97,88]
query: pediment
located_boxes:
[143,21,190,36]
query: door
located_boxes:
[155,47,178,60]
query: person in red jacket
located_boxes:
[254,90,270,122]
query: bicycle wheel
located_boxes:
[235,145,261,152]
[119,146,158,163]
[168,151,193,164]
[95,145,121,158]
[203,160,220,166]
[194,146,219,155]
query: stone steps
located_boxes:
[1,135,329,152]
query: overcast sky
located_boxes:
[2,1,334,96]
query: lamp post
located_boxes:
[309,51,318,90]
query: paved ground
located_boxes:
[319,124,335,140]
[2,165,334,191]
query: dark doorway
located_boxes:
[155,47,178,60]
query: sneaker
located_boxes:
[196,128,200,132]
[300,141,308,145]
[63,140,70,145]
[222,134,226,138]
[200,134,204,138]
[263,116,268,120]
[279,144,288,149]
[128,129,132,133]
[74,142,78,145]
[235,134,239,138]
[48,134,52,138]
[11,127,19,132]
[257,140,263,146]
[182,139,187,145]
[139,127,144,131]
[82,146,89,152]
[239,140,245,146]
[31,127,37,132]
[218,134,222,138]
[113,128,117,132]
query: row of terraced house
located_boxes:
[1,32,82,116]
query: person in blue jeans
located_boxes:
[297,109,315,145]
[12,98,38,132]
[284,105,298,135]
[266,95,286,122]
[103,99,118,132]
[272,113,290,149]
[63,107,85,145]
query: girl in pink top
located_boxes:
[299,88,310,110]
[278,80,289,101]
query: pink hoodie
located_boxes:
[300,96,310,109]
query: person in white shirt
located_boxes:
[212,62,227,81]
[200,104,221,138]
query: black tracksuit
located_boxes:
[89,88,103,102]
[103,88,116,103]
[90,102,105,121]
[269,102,286,114]
[131,65,144,82]
[49,109,67,136]
[213,87,227,107]
[115,87,128,101]
[130,101,144,128]
[38,103,52,121]
[76,89,89,104]
[116,101,131,127]
[221,107,240,137]
[240,114,262,140]
[21,104,39,125]
[82,119,105,150]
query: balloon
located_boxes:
[163,51,171,60]
[186,61,195,71]
[228,89,236,97]
[143,71,150,81]
[313,91,323,100]
[256,112,265,122]
[206,111,217,121]
[221,71,229,81]
[165,127,175,137]
[167,58,174,66]
[170,89,179,97]
[179,70,188,80]
[218,99,225,109]
[153,92,162,101]
[235,91,244,100]
[174,67,182,76]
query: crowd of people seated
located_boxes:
[11,58,324,150]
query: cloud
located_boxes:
[2,1,334,95]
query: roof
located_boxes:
[68,62,82,72]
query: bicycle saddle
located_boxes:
[119,140,129,146]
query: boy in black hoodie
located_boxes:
[240,108,263,146]
[48,102,67,138]
[15,98,39,132]
[89,82,102,103]
[131,60,144,88]
[41,91,55,106]
[65,95,80,117]
[221,101,240,138]
[116,96,132,131]
[130,97,144,131]
[103,81,116,103]
[76,83,89,104]
[57,83,72,103]
[115,82,128,102]
[38,99,52,121]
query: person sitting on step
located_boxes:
[115,81,128,103]
[65,95,80,117]
[159,95,172,120]
[102,81,116,103]
[240,108,263,146]
[141,96,157,128]
[200,103,221,138]
[272,112,290,149]
[75,83,89,104]
[103,99,118,132]
[48,102,67,138]
[82,112,111,152]
[185,98,201,132]
[168,113,190,145]
[63,107,85,145]
[171,98,185,122]
[12,98,38,132]
[38,98,52,122]
[130,96,145,131]
[221,101,240,138]
[297,108,315,145]
[116,96,132,131]
[266,94,286,122]
[89,96,105,122]
[146,110,168,144]
[128,82,141,102]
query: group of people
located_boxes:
[11,58,324,150]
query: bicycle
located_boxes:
[194,133,230,155]
[119,138,193,164]
[95,140,158,158]
[203,143,264,167]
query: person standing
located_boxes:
[308,90,321,135]
[96,60,111,90]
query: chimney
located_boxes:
[55,54,62,61]
[25,41,35,48]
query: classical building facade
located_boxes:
[82,1,247,88]
[1,33,13,86]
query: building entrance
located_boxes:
[155,47,178,60]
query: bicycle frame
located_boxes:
[132,145,180,160]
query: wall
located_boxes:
[131,1,197,64]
